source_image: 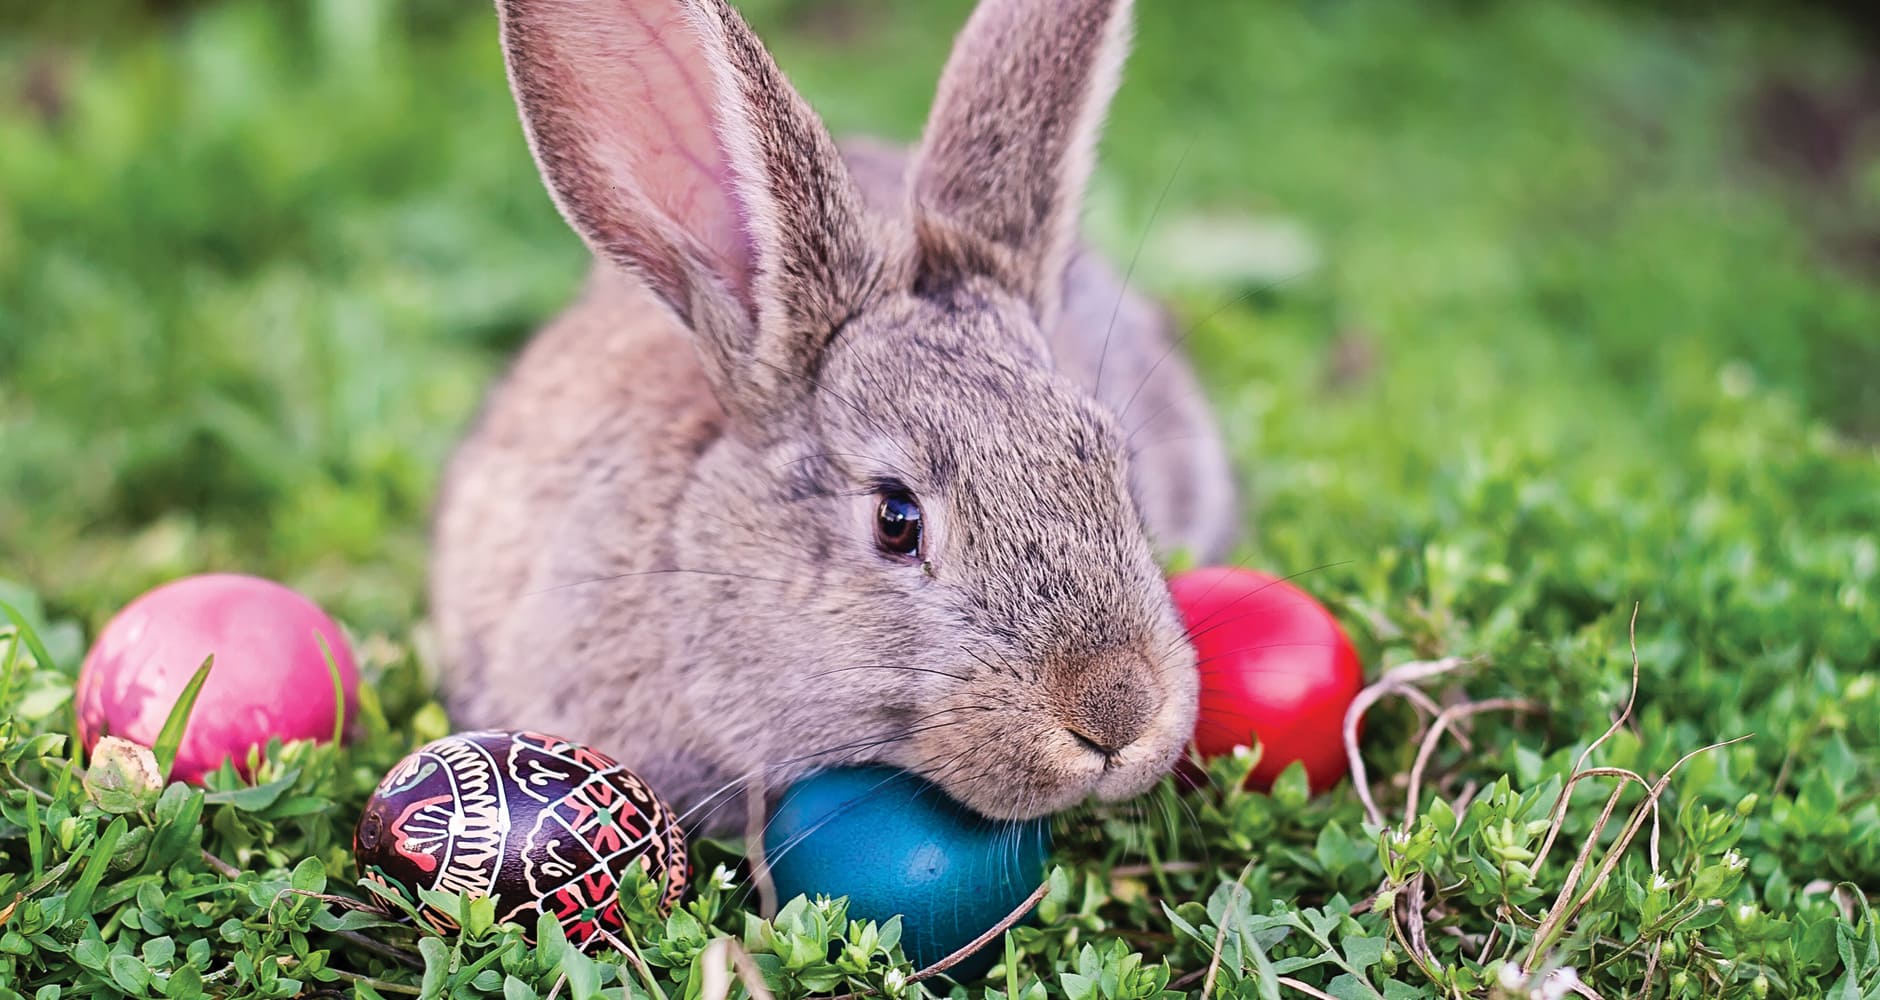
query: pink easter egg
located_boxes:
[76,573,360,784]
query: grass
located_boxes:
[2,0,1879,997]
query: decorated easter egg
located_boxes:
[354,731,689,950]
[76,573,360,784]
[1169,567,1364,792]
[764,767,1049,980]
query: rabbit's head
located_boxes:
[496,0,1200,819]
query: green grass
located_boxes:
[3,0,1879,997]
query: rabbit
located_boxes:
[431,0,1240,835]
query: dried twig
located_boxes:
[1403,698,1542,829]
[1568,979,1608,1000]
[1634,938,1660,1000]
[824,879,1051,1000]
[1533,606,1644,870]
[1278,977,1340,1000]
[1343,657,1471,826]
[334,930,421,968]
[1200,862,1257,999]
[1109,861,1206,878]
[1523,735,1751,970]
[200,849,242,879]
[910,879,1049,983]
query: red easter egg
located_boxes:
[1169,567,1363,792]
[76,574,360,784]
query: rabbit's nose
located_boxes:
[1063,677,1154,760]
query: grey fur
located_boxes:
[433,0,1239,834]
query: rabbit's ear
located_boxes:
[498,0,879,416]
[910,0,1132,330]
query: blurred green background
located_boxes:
[2,0,1877,641]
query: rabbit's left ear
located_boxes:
[909,0,1133,331]
[498,0,880,417]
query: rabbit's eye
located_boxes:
[874,490,924,559]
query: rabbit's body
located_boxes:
[434,0,1237,833]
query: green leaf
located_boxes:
[1326,973,1376,1000]
[73,938,109,971]
[535,911,570,970]
[151,656,215,781]
[503,976,540,1000]
[162,965,203,999]
[202,769,300,811]
[417,937,449,1000]
[564,950,601,1000]
[1060,972,1099,1000]
[1235,917,1283,1000]
[1342,935,1386,974]
[1315,821,1360,872]
[141,936,176,969]
[109,953,150,994]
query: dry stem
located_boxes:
[910,879,1050,984]
[1343,656,1471,826]
[1403,698,1542,830]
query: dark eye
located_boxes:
[874,489,924,559]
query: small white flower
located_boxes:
[1497,962,1526,990]
[1708,898,1725,907]
[710,865,737,891]
[1650,872,1673,892]
[883,969,907,995]
[1723,850,1747,871]
[1736,903,1758,923]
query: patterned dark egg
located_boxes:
[353,730,689,950]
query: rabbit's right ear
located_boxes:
[497,0,880,421]
[910,0,1132,333]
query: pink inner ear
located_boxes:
[561,0,754,298]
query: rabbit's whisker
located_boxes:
[673,713,984,829]
[963,647,1028,682]
[1115,276,1301,427]
[1094,143,1189,404]
[1150,560,1347,658]
[809,663,973,682]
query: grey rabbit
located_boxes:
[432,0,1239,834]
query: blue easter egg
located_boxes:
[764,767,1051,980]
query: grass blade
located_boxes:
[0,600,58,675]
[315,631,346,746]
[153,655,215,780]
[63,816,127,917]
[0,624,22,733]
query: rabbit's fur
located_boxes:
[433,0,1238,834]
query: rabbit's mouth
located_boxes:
[891,663,1199,820]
